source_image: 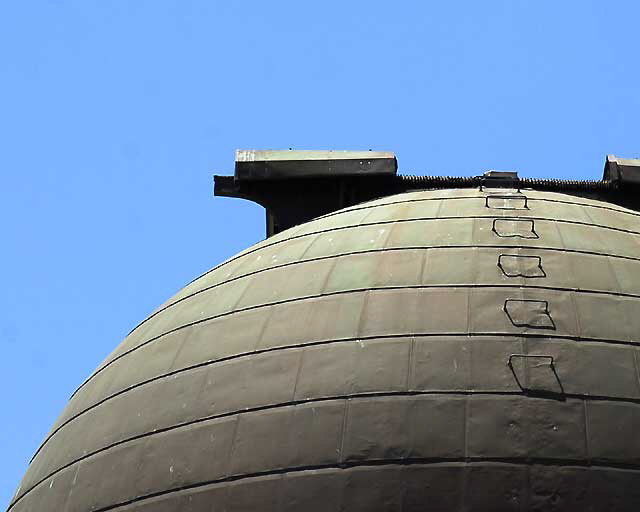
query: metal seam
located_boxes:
[15,389,640,510]
[35,457,640,512]
[633,350,640,396]
[584,400,591,464]
[105,282,640,368]
[314,191,639,224]
[28,329,640,477]
[70,276,640,417]
[176,191,639,305]
[163,211,640,309]
[125,214,640,336]
[46,327,640,461]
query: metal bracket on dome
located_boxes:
[498,254,546,278]
[507,353,564,396]
[507,353,555,368]
[485,194,529,209]
[492,218,538,238]
[214,149,399,237]
[213,152,640,238]
[603,155,640,186]
[479,170,521,191]
[503,298,555,329]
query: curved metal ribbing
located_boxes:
[10,188,640,512]
[94,194,640,367]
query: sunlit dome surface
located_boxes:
[10,187,640,511]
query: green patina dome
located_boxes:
[10,187,640,511]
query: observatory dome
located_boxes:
[10,186,640,511]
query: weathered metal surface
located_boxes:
[216,153,640,237]
[234,149,397,180]
[604,154,640,185]
[10,186,640,511]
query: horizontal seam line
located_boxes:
[61,320,637,445]
[226,195,640,275]
[124,240,640,343]
[125,209,640,338]
[171,193,640,309]
[16,390,640,508]
[30,328,640,466]
[95,282,640,377]
[315,195,640,223]
[69,276,640,414]
[20,456,640,512]
[37,330,640,466]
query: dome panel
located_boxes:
[11,188,640,512]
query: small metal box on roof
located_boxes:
[603,154,640,185]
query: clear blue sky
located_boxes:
[1,0,639,506]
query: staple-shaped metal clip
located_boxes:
[507,353,554,368]
[503,298,555,329]
[498,254,546,278]
[485,194,529,210]
[507,353,564,395]
[492,218,538,238]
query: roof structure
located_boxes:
[215,150,640,236]
[10,150,640,512]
